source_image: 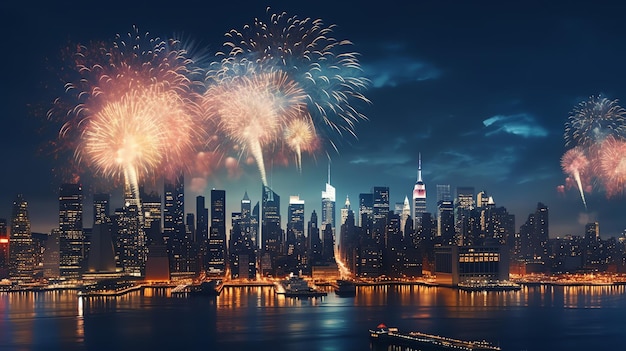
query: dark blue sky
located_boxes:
[2,0,626,237]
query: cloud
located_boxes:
[362,57,440,88]
[482,113,549,138]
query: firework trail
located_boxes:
[597,136,626,198]
[49,26,204,207]
[564,95,626,148]
[203,70,308,185]
[561,147,590,209]
[207,8,369,181]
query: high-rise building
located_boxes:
[9,194,34,281]
[372,186,390,243]
[0,219,9,278]
[321,164,336,232]
[88,193,115,274]
[287,195,305,253]
[196,195,209,269]
[93,193,110,226]
[454,186,475,245]
[307,210,322,265]
[358,193,374,229]
[43,229,61,278]
[59,184,84,279]
[340,195,351,226]
[400,196,411,235]
[141,189,162,246]
[208,189,226,275]
[164,174,193,273]
[436,184,452,203]
[163,174,184,248]
[412,154,426,228]
[261,185,282,276]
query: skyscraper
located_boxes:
[141,188,162,246]
[59,184,84,279]
[9,194,34,281]
[287,195,305,246]
[372,186,390,243]
[400,196,411,235]
[196,195,209,269]
[208,189,226,275]
[164,174,190,273]
[455,186,475,245]
[412,154,426,229]
[358,192,374,229]
[88,193,115,273]
[321,164,336,232]
[287,195,306,272]
[261,185,281,275]
[340,195,351,226]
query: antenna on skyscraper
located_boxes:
[418,153,422,182]
[328,162,331,185]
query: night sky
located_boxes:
[2,0,626,238]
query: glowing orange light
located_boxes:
[0,238,8,244]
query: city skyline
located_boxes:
[2,1,626,237]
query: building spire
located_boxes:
[328,162,331,185]
[417,153,422,182]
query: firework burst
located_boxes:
[49,26,204,205]
[564,95,626,148]
[207,8,370,179]
[596,136,626,198]
[203,70,308,185]
[561,147,590,209]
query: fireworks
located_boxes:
[49,27,204,204]
[597,136,626,198]
[560,147,590,209]
[203,70,309,185]
[561,95,626,203]
[207,8,369,181]
[564,95,626,148]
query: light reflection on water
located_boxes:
[0,284,625,351]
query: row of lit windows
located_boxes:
[459,253,500,262]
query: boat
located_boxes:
[188,280,222,296]
[370,324,502,351]
[277,274,327,298]
[334,279,356,297]
[457,280,521,292]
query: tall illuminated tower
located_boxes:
[412,154,426,229]
[59,184,84,279]
[208,189,226,275]
[9,194,34,281]
[321,163,336,232]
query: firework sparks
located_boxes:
[564,95,626,148]
[561,147,590,209]
[203,70,308,185]
[207,8,369,179]
[49,27,203,204]
[284,118,318,171]
[597,136,626,198]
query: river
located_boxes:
[1,284,624,351]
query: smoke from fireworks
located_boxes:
[561,147,589,209]
[206,8,369,182]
